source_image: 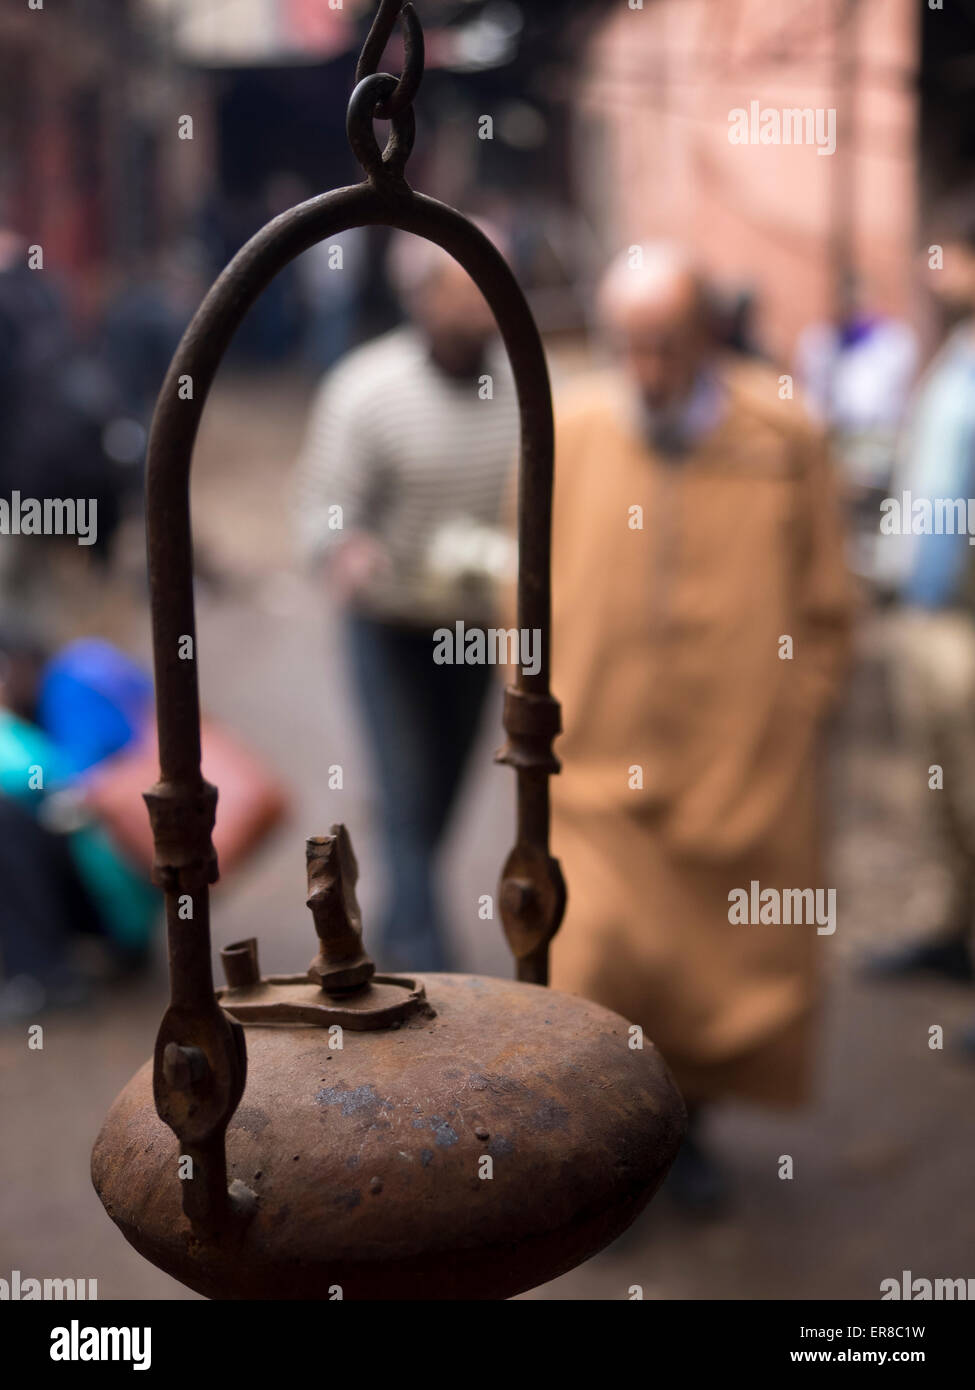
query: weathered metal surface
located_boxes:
[218,969,428,1031]
[92,974,686,1301]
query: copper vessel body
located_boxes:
[92,975,684,1300]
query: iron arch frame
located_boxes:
[142,46,566,1231]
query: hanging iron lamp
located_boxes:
[91,0,686,1301]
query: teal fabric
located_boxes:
[0,709,159,949]
[66,825,159,950]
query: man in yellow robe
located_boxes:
[547,245,854,1205]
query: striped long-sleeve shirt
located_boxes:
[294,326,518,627]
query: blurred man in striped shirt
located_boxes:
[294,228,517,971]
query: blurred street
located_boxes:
[1,370,973,1301]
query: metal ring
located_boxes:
[347,73,416,181]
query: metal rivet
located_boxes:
[161,1042,207,1091]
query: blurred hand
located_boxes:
[327,531,391,604]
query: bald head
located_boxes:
[598,242,714,411]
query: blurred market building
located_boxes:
[3,1,975,357]
[576,0,974,362]
[0,0,213,325]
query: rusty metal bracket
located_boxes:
[218,961,429,1032]
[143,0,564,1235]
[215,835,432,1031]
[306,827,374,992]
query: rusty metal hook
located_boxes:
[355,0,425,121]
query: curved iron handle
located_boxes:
[144,1,565,1232]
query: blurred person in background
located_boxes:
[867,210,975,1002]
[546,243,854,1211]
[0,224,130,608]
[796,271,918,584]
[0,623,159,1021]
[99,244,202,431]
[299,227,369,373]
[0,622,94,1018]
[294,228,518,972]
[94,244,206,530]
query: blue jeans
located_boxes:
[346,615,492,971]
